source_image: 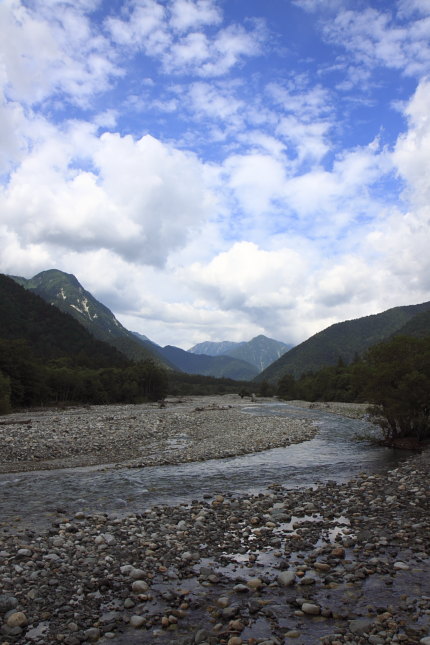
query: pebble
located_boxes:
[129,615,146,628]
[277,571,296,586]
[0,396,318,473]
[0,396,428,645]
[301,602,321,615]
[5,613,27,628]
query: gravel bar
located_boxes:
[1,396,429,644]
[0,396,317,474]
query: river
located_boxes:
[0,402,410,529]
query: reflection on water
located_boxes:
[0,403,410,527]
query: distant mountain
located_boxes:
[131,335,257,380]
[11,270,172,368]
[392,309,430,339]
[0,274,128,368]
[226,335,292,371]
[257,300,430,383]
[133,331,155,344]
[160,345,259,380]
[189,340,243,356]
[189,335,292,371]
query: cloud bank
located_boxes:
[1,0,430,349]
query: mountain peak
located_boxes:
[189,335,292,371]
[10,270,172,368]
[33,269,81,285]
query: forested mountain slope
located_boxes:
[12,270,172,368]
[257,300,430,382]
[160,345,259,380]
[0,274,128,368]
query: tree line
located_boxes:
[276,334,430,444]
[0,339,168,412]
[0,338,253,413]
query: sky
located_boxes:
[1,0,430,349]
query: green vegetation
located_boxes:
[167,372,253,397]
[11,269,172,368]
[0,275,168,408]
[258,300,430,382]
[0,274,254,410]
[277,335,430,445]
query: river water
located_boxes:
[0,403,410,529]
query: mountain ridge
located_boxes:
[10,270,259,381]
[189,334,292,371]
[256,300,430,382]
[11,270,174,369]
[0,274,128,368]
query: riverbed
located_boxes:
[1,399,429,645]
[0,399,408,529]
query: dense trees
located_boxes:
[0,338,168,409]
[277,335,430,444]
[363,336,430,443]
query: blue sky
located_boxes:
[1,0,430,348]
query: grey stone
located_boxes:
[349,618,374,634]
[277,570,295,587]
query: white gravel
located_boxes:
[0,395,317,474]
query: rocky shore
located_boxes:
[1,397,429,644]
[0,396,317,474]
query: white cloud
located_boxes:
[187,81,244,121]
[170,0,222,32]
[223,153,287,216]
[0,93,28,173]
[0,0,119,106]
[266,82,333,163]
[106,0,264,77]
[322,5,430,80]
[398,0,430,17]
[393,79,430,207]
[0,123,216,267]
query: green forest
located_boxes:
[277,334,430,445]
[1,272,429,446]
[0,275,253,411]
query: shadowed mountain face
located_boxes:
[160,345,259,380]
[133,334,259,380]
[11,270,172,368]
[256,300,430,382]
[0,274,128,368]
[189,335,292,371]
[10,270,257,380]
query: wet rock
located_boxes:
[277,570,295,586]
[301,602,320,615]
[349,617,374,634]
[0,595,18,614]
[6,611,28,627]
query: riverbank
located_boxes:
[285,401,369,419]
[0,396,317,474]
[1,445,429,644]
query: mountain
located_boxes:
[11,270,172,368]
[189,335,292,371]
[392,309,430,339]
[133,331,154,344]
[257,300,430,383]
[189,340,243,356]
[159,345,259,380]
[133,334,258,380]
[0,274,128,368]
[226,335,292,371]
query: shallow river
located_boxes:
[0,403,410,528]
